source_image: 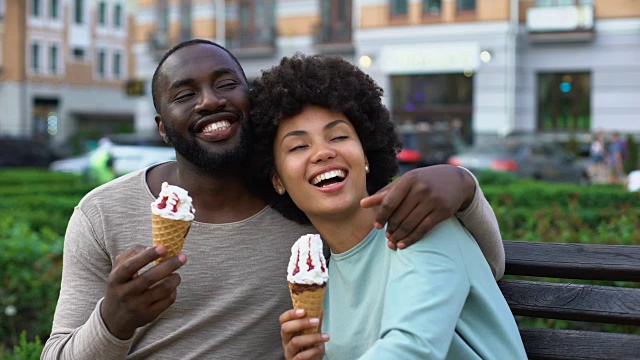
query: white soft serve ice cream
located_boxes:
[151,182,195,221]
[287,234,329,285]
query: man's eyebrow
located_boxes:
[168,68,240,91]
[168,78,194,91]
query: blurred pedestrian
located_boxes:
[608,132,625,184]
[89,137,116,184]
[588,129,608,184]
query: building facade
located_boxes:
[0,0,136,146]
[131,0,640,140]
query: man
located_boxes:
[42,39,504,359]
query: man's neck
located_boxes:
[309,207,377,254]
[147,161,266,224]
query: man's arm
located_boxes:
[42,208,134,359]
[455,168,505,280]
[361,165,505,280]
[42,208,185,359]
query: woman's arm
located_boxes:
[358,219,472,360]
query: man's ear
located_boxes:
[156,116,170,145]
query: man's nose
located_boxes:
[195,88,227,113]
[312,142,337,163]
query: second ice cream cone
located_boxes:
[289,283,326,335]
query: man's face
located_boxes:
[155,44,251,175]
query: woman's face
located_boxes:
[272,105,369,221]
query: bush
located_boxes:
[0,331,43,360]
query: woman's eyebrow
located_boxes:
[324,119,349,130]
[280,130,307,144]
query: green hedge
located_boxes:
[1,168,639,354]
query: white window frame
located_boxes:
[97,0,108,28]
[111,48,127,80]
[73,0,86,25]
[29,41,42,75]
[47,41,64,77]
[113,2,123,29]
[95,47,107,80]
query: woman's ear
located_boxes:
[271,172,286,195]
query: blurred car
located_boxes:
[50,139,176,176]
[0,136,60,168]
[397,129,469,173]
[447,140,590,184]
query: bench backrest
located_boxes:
[500,241,640,360]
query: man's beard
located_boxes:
[163,121,252,177]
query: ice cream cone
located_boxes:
[152,213,191,264]
[289,282,326,335]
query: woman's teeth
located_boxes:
[311,169,346,185]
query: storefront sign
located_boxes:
[527,5,594,32]
[379,42,480,74]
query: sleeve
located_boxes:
[358,219,471,360]
[41,207,133,360]
[455,167,505,280]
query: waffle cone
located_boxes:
[152,213,191,265]
[288,282,326,335]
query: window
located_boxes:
[158,0,169,32]
[50,0,59,19]
[113,52,121,79]
[98,1,106,25]
[49,44,58,74]
[74,0,84,24]
[234,0,276,47]
[32,0,41,17]
[456,0,476,11]
[31,42,41,72]
[391,0,408,16]
[114,3,123,28]
[423,0,441,15]
[537,72,591,131]
[0,0,5,19]
[97,49,106,78]
[316,0,352,44]
[179,0,192,41]
[72,47,85,61]
[535,0,592,6]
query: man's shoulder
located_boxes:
[78,169,148,209]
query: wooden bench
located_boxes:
[500,241,640,360]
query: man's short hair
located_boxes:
[150,39,247,113]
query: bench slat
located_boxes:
[499,280,640,325]
[520,328,640,360]
[504,241,640,281]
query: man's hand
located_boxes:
[361,165,475,249]
[101,245,187,340]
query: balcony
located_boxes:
[225,26,277,58]
[526,4,595,43]
[313,21,354,55]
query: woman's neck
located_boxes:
[308,207,378,254]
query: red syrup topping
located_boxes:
[292,248,301,276]
[157,196,168,209]
[170,193,179,212]
[306,238,315,271]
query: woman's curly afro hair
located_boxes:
[249,53,402,224]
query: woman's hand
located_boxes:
[280,309,329,360]
[361,165,475,249]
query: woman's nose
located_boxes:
[312,143,337,163]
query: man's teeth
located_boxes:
[202,120,231,133]
[311,169,346,185]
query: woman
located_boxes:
[250,54,526,360]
